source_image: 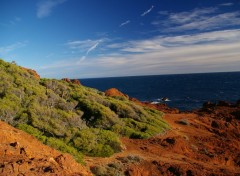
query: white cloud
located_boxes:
[78,56,86,63]
[141,5,154,16]
[86,40,101,54]
[39,29,240,78]
[219,3,234,6]
[66,39,100,51]
[1,17,22,26]
[153,7,240,32]
[0,42,27,55]
[158,11,169,15]
[168,7,217,24]
[37,0,66,18]
[66,39,102,53]
[9,17,22,25]
[108,29,240,52]
[65,39,102,61]
[119,20,130,27]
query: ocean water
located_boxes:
[80,72,240,111]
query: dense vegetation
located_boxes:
[0,59,169,162]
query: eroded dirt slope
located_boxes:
[0,121,92,176]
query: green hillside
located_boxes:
[0,59,169,162]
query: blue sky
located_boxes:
[1,0,240,78]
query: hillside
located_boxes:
[0,59,169,162]
[1,59,239,176]
[0,120,91,175]
[86,101,240,176]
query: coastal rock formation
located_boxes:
[21,67,40,79]
[0,120,92,176]
[71,79,81,85]
[62,78,71,83]
[105,88,179,113]
[62,78,81,85]
[105,88,129,99]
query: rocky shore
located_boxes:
[0,87,239,175]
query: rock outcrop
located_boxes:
[62,78,81,85]
[21,67,40,79]
[105,88,129,99]
[105,88,179,113]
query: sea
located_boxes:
[80,72,240,111]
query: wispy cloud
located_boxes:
[219,3,234,6]
[86,41,101,54]
[66,39,100,51]
[141,5,154,16]
[45,53,54,58]
[39,29,240,78]
[158,11,169,15]
[66,39,102,54]
[0,42,27,55]
[9,17,21,25]
[108,29,240,52]
[37,0,66,18]
[167,7,217,24]
[65,39,102,61]
[153,7,240,32]
[119,20,130,27]
[0,17,22,27]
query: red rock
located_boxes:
[71,79,81,85]
[105,88,129,99]
[62,78,71,83]
[21,67,40,79]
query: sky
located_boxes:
[0,0,240,79]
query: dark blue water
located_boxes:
[80,72,240,111]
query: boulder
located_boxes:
[71,79,81,85]
[105,88,129,99]
[62,78,71,83]
[21,67,40,79]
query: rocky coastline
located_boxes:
[0,86,239,175]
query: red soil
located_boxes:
[86,101,240,176]
[0,121,92,176]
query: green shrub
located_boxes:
[73,128,121,157]
[0,59,169,161]
[17,124,44,139]
[46,137,83,163]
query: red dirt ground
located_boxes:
[86,101,240,176]
[0,121,92,176]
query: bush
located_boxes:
[17,124,44,140]
[73,128,122,157]
[46,137,83,163]
[17,124,83,163]
[0,59,169,161]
